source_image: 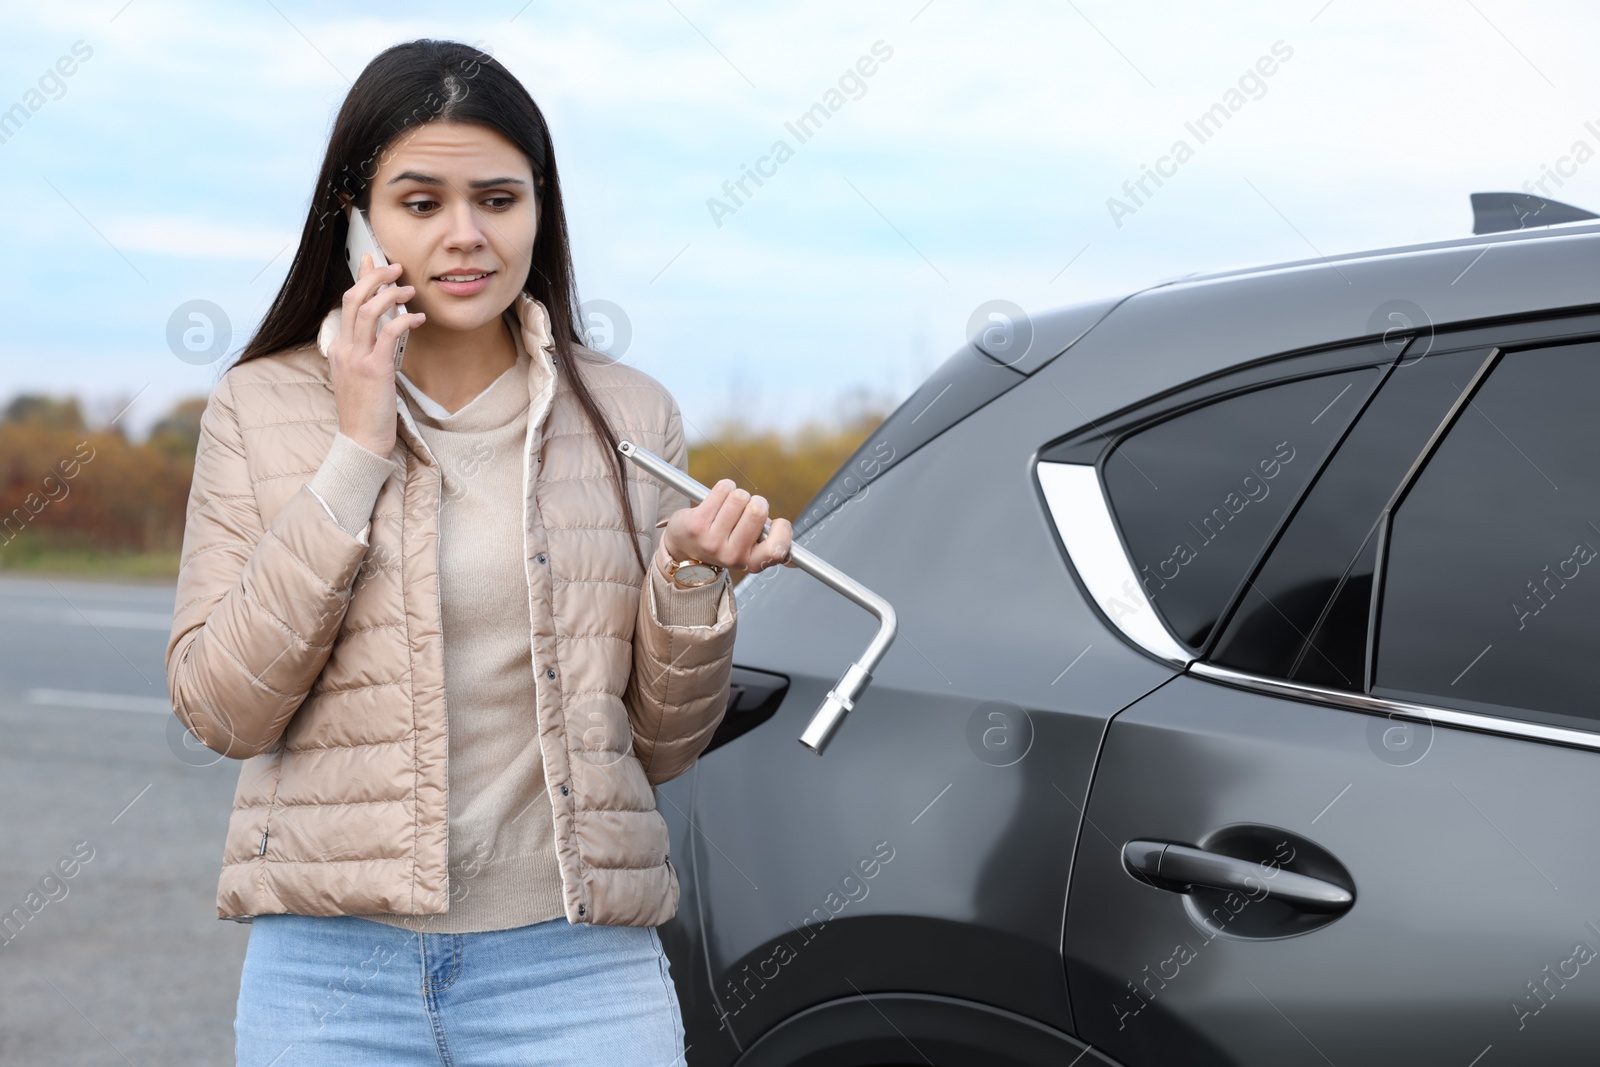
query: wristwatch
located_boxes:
[654,519,724,588]
[663,555,724,590]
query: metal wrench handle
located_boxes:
[617,440,897,754]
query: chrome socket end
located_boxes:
[799,662,872,754]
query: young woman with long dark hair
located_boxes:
[165,38,793,1065]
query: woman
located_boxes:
[164,38,794,1065]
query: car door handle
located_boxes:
[1122,840,1354,913]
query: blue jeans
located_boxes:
[235,913,687,1066]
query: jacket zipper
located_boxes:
[396,394,450,904]
[258,829,268,856]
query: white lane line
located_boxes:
[1,608,173,630]
[26,689,172,714]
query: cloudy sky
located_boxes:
[4,0,1600,440]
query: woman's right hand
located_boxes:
[328,253,425,457]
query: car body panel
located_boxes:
[1064,674,1600,1066]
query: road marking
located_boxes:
[26,689,171,714]
[1,607,172,630]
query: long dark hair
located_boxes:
[234,39,647,576]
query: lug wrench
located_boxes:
[617,441,897,754]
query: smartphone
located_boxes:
[343,205,409,372]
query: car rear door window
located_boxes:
[1375,341,1600,729]
[1209,349,1489,689]
[1103,368,1382,650]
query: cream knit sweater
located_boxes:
[304,334,725,933]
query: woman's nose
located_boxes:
[441,201,488,250]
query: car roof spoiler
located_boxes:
[1471,191,1599,235]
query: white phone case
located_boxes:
[344,206,409,371]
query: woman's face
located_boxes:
[366,120,539,335]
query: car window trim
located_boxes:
[1039,322,1600,744]
[1041,340,1401,465]
[1035,343,1404,671]
[1361,513,1386,694]
[1408,302,1600,358]
[1035,459,1192,668]
[1361,346,1502,696]
[1189,660,1600,755]
[1377,347,1504,521]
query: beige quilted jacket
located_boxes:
[165,292,735,926]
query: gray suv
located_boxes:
[655,194,1600,1066]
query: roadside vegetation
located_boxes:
[0,388,892,584]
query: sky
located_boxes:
[4,0,1600,442]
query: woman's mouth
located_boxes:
[433,270,495,296]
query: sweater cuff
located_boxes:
[308,432,402,540]
[649,561,726,627]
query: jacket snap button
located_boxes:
[578,904,585,915]
[536,554,547,564]
[560,785,569,795]
[546,668,556,680]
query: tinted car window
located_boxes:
[1375,342,1600,728]
[1103,368,1382,650]
[1210,350,1488,689]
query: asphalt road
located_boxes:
[0,573,244,1065]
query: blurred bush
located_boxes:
[687,386,892,583]
[0,385,894,580]
[0,392,198,576]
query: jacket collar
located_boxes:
[315,291,560,468]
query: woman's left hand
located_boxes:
[658,479,798,575]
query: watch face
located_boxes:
[673,563,721,587]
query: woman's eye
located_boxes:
[403,200,439,214]
[484,196,515,210]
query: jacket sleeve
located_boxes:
[624,396,737,788]
[165,373,383,760]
